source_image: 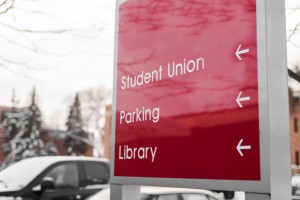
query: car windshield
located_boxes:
[0,158,51,189]
[293,175,300,185]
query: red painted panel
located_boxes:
[115,0,260,180]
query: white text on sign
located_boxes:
[119,145,158,163]
[120,107,160,124]
[120,57,205,90]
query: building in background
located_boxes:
[290,89,300,175]
[104,105,112,160]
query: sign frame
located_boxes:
[110,0,290,196]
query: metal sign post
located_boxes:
[110,184,140,200]
[111,0,291,199]
[262,0,291,199]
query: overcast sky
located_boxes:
[0,0,300,128]
[286,0,300,67]
[0,0,115,127]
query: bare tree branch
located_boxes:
[289,68,300,83]
[0,0,14,14]
[288,21,300,42]
[0,0,111,78]
[286,2,300,44]
[0,21,76,34]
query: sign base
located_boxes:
[110,184,141,200]
[245,192,270,200]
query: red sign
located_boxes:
[114,0,260,180]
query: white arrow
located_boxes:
[236,139,251,156]
[236,91,250,108]
[235,44,249,61]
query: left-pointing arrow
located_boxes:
[235,44,249,61]
[236,139,251,156]
[236,91,250,108]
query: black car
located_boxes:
[0,156,110,200]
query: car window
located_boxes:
[157,194,178,200]
[182,193,208,200]
[44,163,79,189]
[83,162,109,186]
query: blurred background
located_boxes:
[0,0,115,168]
[0,0,300,174]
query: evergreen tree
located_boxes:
[64,94,88,155]
[2,89,21,165]
[2,89,19,142]
[44,141,59,156]
[1,111,19,157]
[66,94,83,130]
[1,88,52,168]
[10,88,45,161]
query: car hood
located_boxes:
[0,184,21,193]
